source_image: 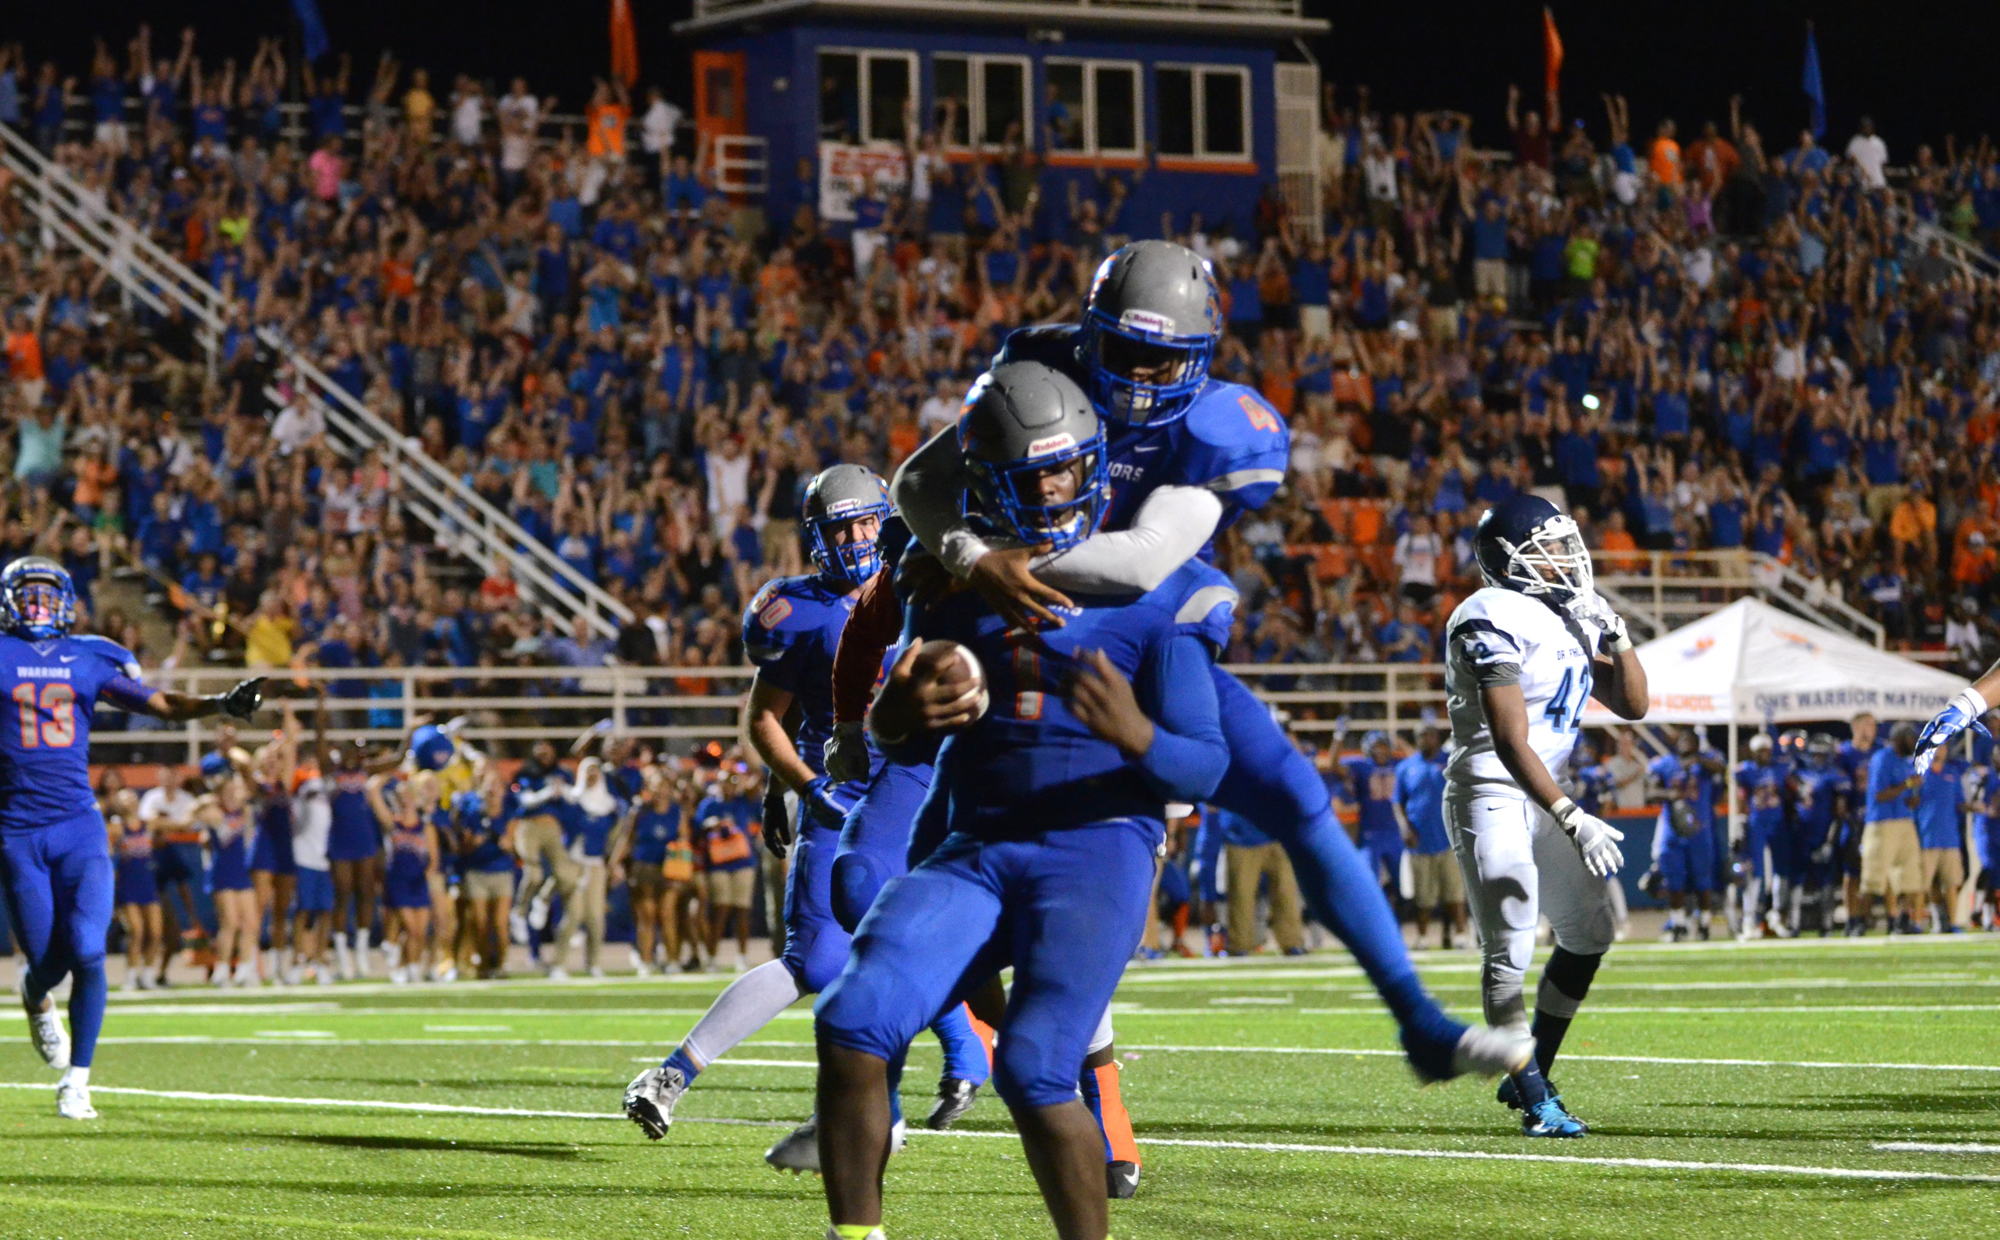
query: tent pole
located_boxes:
[1726,713,1741,851]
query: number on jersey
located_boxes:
[1544,667,1592,734]
[12,682,78,748]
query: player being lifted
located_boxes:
[622,467,988,1147]
[894,239,1526,1080]
[0,557,265,1119]
[815,361,1234,1240]
[1444,497,1649,1137]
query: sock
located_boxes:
[1510,1058,1552,1108]
[1530,949,1603,1076]
[61,1064,91,1089]
[931,1002,991,1086]
[833,1226,881,1240]
[1079,1060,1140,1166]
[667,958,803,1078]
[68,958,107,1069]
[1742,877,1763,929]
[1171,904,1189,948]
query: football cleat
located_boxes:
[926,1076,981,1130]
[1107,1159,1141,1199]
[1449,1025,1536,1081]
[623,1065,688,1140]
[24,995,70,1072]
[1521,1094,1588,1138]
[768,1116,905,1173]
[55,1082,97,1120]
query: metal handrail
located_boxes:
[1590,549,1885,648]
[1,119,632,640]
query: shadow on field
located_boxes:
[271,1132,587,1159]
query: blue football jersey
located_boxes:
[0,633,155,831]
[1735,759,1791,825]
[913,560,1236,839]
[997,325,1290,545]
[1343,756,1402,839]
[743,572,865,778]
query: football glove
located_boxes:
[823,721,872,785]
[1914,687,1991,772]
[802,775,855,828]
[219,677,266,721]
[761,778,792,859]
[1551,796,1625,879]
[1564,592,1632,653]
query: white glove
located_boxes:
[1564,591,1632,653]
[1551,796,1626,879]
[823,721,872,785]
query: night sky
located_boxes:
[10,0,1998,157]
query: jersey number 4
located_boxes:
[12,682,78,748]
[1544,667,1593,734]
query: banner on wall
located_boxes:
[818,142,908,222]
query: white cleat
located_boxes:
[545,965,570,981]
[25,998,71,1072]
[623,1065,689,1140]
[56,1082,97,1120]
[766,1116,905,1174]
[1450,1025,1537,1080]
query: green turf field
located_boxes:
[5,935,1999,1239]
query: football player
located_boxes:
[1732,733,1796,939]
[893,240,1525,1081]
[623,467,986,1149]
[815,361,1233,1240]
[0,556,264,1119]
[1442,497,1649,1138]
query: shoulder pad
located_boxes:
[1176,381,1290,508]
[1156,562,1237,653]
[72,634,143,680]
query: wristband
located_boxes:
[1954,686,1990,719]
[1608,632,1634,654]
[1548,796,1579,833]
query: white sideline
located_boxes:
[2,1081,1994,1185]
[86,1034,2000,1075]
[1873,1142,2000,1154]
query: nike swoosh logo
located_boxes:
[58,656,77,664]
[1131,446,1162,454]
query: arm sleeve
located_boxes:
[99,674,158,713]
[832,573,903,724]
[1031,486,1224,594]
[1446,617,1525,688]
[1133,633,1228,804]
[891,426,992,578]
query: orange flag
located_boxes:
[1543,6,1563,99]
[610,0,640,88]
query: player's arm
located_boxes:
[121,676,266,723]
[1481,680,1624,877]
[746,672,849,839]
[363,774,396,829]
[1588,639,1647,720]
[1914,661,2000,766]
[826,571,903,782]
[1031,485,1225,594]
[1391,775,1417,847]
[1072,637,1229,805]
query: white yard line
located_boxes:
[1,1080,1992,1184]
[1873,1142,2000,1154]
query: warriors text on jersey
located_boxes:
[998,325,1289,548]
[0,633,154,831]
[1442,588,1595,793]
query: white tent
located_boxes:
[1581,598,1967,839]
[1581,597,1965,728]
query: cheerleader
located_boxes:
[199,774,259,986]
[367,772,439,984]
[107,787,163,990]
[619,767,703,975]
[454,765,517,980]
[249,715,300,983]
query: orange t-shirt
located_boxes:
[6,329,44,380]
[73,457,117,508]
[587,103,631,158]
[1649,137,1683,186]
[1600,528,1643,573]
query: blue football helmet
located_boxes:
[1081,240,1222,426]
[1473,496,1593,604]
[958,362,1110,553]
[802,464,892,587]
[0,556,78,640]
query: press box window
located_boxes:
[818,50,915,144]
[1046,59,1142,156]
[1155,64,1251,160]
[934,54,1031,149]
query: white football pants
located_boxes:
[1445,785,1617,1031]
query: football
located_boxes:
[915,639,990,726]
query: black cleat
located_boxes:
[926,1076,981,1130]
[1107,1160,1141,1199]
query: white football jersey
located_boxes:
[1443,587,1597,794]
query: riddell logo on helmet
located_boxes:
[1027,433,1077,456]
[1119,309,1174,335]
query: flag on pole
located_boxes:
[610,0,641,88]
[1542,7,1564,99]
[1802,22,1826,140]
[291,0,331,63]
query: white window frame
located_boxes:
[1044,56,1145,159]
[818,47,920,146]
[932,52,1033,152]
[1155,62,1253,161]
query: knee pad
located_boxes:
[1537,947,1603,1019]
[831,851,893,935]
[992,1029,1079,1111]
[1087,1006,1115,1057]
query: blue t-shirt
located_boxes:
[1392,751,1448,854]
[1866,748,1918,823]
[452,791,517,874]
[1915,766,1963,848]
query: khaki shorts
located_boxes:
[705,866,755,908]
[1410,850,1464,908]
[1920,846,1965,898]
[1861,819,1922,896]
[630,862,672,899]
[463,870,515,902]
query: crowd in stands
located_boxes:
[7,24,2000,742]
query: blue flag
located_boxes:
[292,0,331,63]
[1802,25,1826,140]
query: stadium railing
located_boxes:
[1591,549,1889,650]
[0,120,635,642]
[84,661,1452,764]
